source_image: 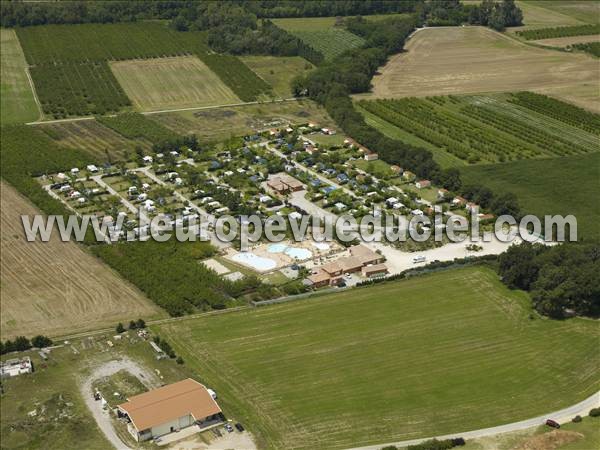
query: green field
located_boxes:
[38,119,154,161]
[241,55,314,98]
[356,102,466,168]
[272,17,365,59]
[15,22,208,65]
[15,22,270,117]
[358,94,599,166]
[150,99,337,143]
[156,267,600,450]
[461,152,600,239]
[0,29,39,124]
[96,112,180,142]
[110,56,240,111]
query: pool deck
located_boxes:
[224,240,343,273]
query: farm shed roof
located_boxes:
[118,378,221,431]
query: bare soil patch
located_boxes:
[512,429,583,450]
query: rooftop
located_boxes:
[118,378,221,431]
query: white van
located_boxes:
[412,255,426,264]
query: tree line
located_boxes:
[1,335,53,355]
[499,242,600,319]
[423,0,522,31]
[1,0,417,28]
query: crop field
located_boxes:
[0,182,162,339]
[534,34,600,48]
[150,99,337,143]
[365,26,600,112]
[30,62,131,118]
[272,17,365,59]
[358,93,599,166]
[461,152,600,239]
[156,267,600,450]
[201,54,272,102]
[97,112,180,143]
[15,22,268,116]
[38,120,153,161]
[516,24,600,40]
[15,22,208,65]
[241,56,314,98]
[520,1,600,26]
[110,56,240,111]
[0,29,39,124]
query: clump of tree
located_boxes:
[423,0,522,31]
[153,336,176,359]
[468,0,523,31]
[498,242,599,318]
[128,319,146,330]
[1,335,53,355]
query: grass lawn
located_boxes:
[308,132,347,147]
[241,56,314,99]
[110,56,240,111]
[352,158,397,179]
[92,369,147,408]
[155,267,600,450]
[461,152,600,239]
[0,29,39,124]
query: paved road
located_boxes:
[346,391,600,450]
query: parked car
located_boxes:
[224,423,234,433]
[235,423,245,432]
[545,419,560,429]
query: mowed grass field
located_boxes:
[462,152,600,239]
[272,17,365,59]
[0,29,39,124]
[38,119,153,161]
[0,182,163,339]
[156,267,600,450]
[110,56,240,111]
[364,26,599,112]
[241,56,314,98]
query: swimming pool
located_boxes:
[267,243,288,253]
[284,247,312,260]
[267,243,313,260]
[231,252,277,271]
